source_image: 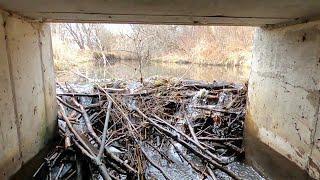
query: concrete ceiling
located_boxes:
[1,0,320,26]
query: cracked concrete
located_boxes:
[246,21,320,179]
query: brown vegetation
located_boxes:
[51,23,254,72]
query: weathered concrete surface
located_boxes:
[0,13,21,179]
[246,21,320,179]
[0,12,57,179]
[1,0,320,25]
[38,23,57,142]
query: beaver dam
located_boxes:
[32,78,263,180]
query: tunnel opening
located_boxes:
[3,18,318,180]
[1,1,320,179]
[11,23,265,180]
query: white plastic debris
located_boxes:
[194,88,209,99]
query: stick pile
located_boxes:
[33,78,247,180]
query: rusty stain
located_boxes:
[294,122,302,141]
[306,90,320,110]
[302,33,307,42]
[295,148,304,158]
[33,106,37,115]
[308,158,320,176]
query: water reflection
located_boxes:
[56,61,250,84]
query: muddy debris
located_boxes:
[33,78,248,180]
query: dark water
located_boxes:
[56,61,250,84]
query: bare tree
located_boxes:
[121,25,153,83]
[63,23,87,49]
[52,23,254,69]
[58,23,116,66]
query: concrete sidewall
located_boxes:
[0,13,57,179]
[246,22,320,179]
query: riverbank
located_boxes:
[55,60,250,84]
[150,49,252,67]
[53,39,252,73]
[54,52,251,73]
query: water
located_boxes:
[56,61,250,84]
[52,61,262,180]
[143,144,265,180]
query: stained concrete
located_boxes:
[1,0,320,25]
[1,1,320,179]
[0,12,57,179]
[0,12,21,179]
[246,21,320,179]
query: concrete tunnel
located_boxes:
[0,0,319,179]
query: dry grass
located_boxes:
[129,26,254,66]
[53,37,94,71]
[52,25,255,70]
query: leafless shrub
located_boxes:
[51,23,254,70]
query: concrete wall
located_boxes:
[0,12,57,179]
[246,21,320,179]
[2,0,320,26]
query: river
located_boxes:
[56,61,250,84]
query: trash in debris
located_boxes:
[34,77,250,180]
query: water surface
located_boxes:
[56,61,250,84]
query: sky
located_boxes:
[103,24,132,34]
